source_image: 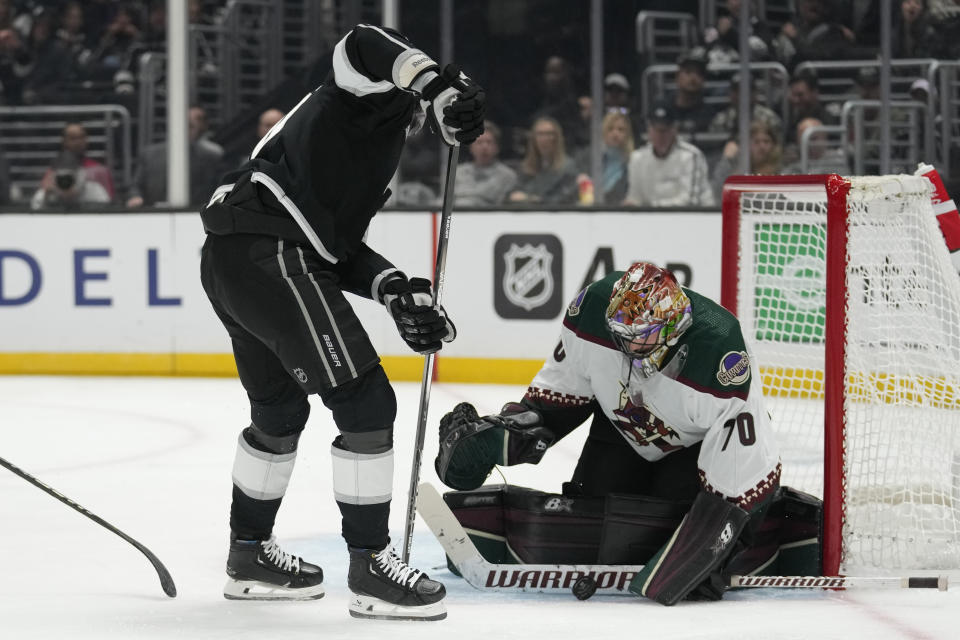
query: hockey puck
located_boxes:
[572,576,597,600]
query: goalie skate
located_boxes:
[347,546,446,620]
[223,535,324,601]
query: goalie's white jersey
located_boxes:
[526,273,781,510]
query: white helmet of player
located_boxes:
[605,262,693,365]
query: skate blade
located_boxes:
[348,594,447,621]
[223,578,325,601]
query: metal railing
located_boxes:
[0,105,132,203]
[929,60,960,178]
[636,11,699,66]
[842,100,925,176]
[793,59,938,101]
[137,0,283,152]
[640,61,790,122]
[798,124,849,174]
[697,0,794,32]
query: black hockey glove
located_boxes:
[380,275,456,355]
[435,401,554,490]
[421,64,486,146]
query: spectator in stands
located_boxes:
[708,73,783,139]
[31,149,110,210]
[20,8,75,105]
[893,0,938,58]
[773,0,858,67]
[397,129,441,205]
[785,70,839,148]
[929,0,960,57]
[702,0,774,64]
[455,120,517,207]
[220,107,286,172]
[624,100,713,207]
[533,56,588,154]
[783,117,849,175]
[144,0,166,52]
[711,119,783,200]
[671,48,716,137]
[575,111,633,206]
[43,123,115,200]
[90,4,142,75]
[508,116,578,205]
[0,20,29,104]
[127,106,224,207]
[57,1,92,71]
[603,73,632,113]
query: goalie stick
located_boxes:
[0,455,177,598]
[416,482,642,595]
[416,482,949,596]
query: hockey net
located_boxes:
[721,174,960,576]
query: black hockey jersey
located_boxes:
[201,24,440,269]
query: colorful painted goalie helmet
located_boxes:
[605,262,693,358]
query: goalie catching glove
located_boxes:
[435,402,555,490]
[420,64,485,146]
[379,275,455,355]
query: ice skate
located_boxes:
[223,535,324,600]
[347,545,446,620]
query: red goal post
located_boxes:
[721,173,960,577]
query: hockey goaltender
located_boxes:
[434,262,822,605]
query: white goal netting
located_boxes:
[730,174,960,573]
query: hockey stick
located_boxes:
[729,575,948,590]
[416,481,642,594]
[401,144,460,564]
[0,455,177,598]
[417,482,949,596]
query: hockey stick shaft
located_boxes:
[402,144,460,564]
[0,455,177,597]
[730,575,948,590]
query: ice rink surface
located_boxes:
[1,375,956,640]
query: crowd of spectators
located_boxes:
[2,0,960,210]
[401,0,960,207]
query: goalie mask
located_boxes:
[606,262,692,365]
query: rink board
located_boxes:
[0,210,720,381]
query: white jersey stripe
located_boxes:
[276,240,337,387]
[370,267,401,301]
[296,246,359,378]
[251,171,340,264]
[251,92,311,160]
[332,35,394,97]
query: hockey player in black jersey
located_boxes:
[199,24,484,620]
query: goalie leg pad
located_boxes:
[629,490,749,606]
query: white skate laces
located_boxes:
[262,535,301,573]
[375,546,422,587]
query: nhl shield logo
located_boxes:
[502,243,554,311]
[494,233,563,319]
